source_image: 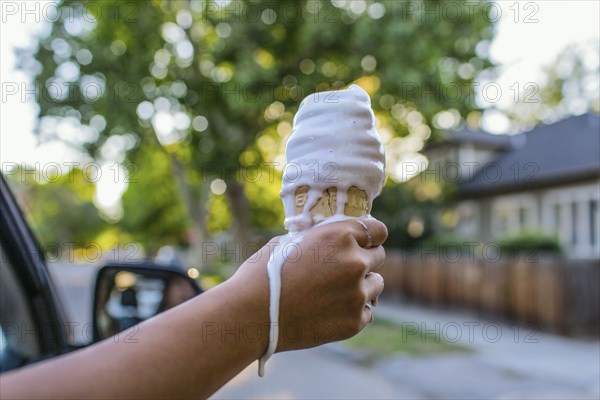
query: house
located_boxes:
[425,113,600,259]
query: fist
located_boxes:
[233,218,387,353]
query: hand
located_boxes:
[231,217,387,353]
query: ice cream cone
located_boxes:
[261,85,386,377]
[294,185,368,218]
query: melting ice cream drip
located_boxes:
[258,84,385,376]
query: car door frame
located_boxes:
[0,174,69,360]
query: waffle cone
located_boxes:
[294,186,368,218]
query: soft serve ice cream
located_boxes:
[258,84,386,376]
[281,84,386,229]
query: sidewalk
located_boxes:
[373,301,600,399]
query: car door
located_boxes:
[0,174,69,372]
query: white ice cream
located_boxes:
[258,84,386,376]
[281,84,386,231]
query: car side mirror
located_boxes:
[92,262,201,342]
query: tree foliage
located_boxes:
[504,39,600,128]
[6,167,112,251]
[23,0,495,252]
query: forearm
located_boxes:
[0,276,269,399]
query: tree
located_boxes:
[5,167,117,255]
[502,39,600,129]
[23,0,494,255]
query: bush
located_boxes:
[419,233,473,250]
[497,231,563,256]
[413,233,476,257]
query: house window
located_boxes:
[518,207,527,231]
[571,202,578,245]
[553,203,561,233]
[591,200,598,247]
[455,201,479,237]
[496,209,511,235]
[491,195,537,238]
[543,184,600,258]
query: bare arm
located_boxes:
[0,219,387,399]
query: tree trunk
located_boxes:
[207,111,255,247]
[225,178,253,246]
[169,154,210,267]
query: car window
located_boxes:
[0,242,42,372]
[0,327,6,352]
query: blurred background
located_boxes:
[1,0,599,399]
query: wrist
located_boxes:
[220,270,270,360]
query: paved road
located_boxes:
[213,347,420,400]
[46,262,99,344]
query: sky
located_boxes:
[1,0,599,205]
[483,0,600,132]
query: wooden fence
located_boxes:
[380,251,600,335]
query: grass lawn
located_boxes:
[343,317,469,364]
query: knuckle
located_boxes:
[373,272,384,286]
[373,220,389,242]
[378,278,385,295]
[362,218,386,237]
[379,246,386,262]
[338,229,355,247]
[319,227,339,244]
[356,258,370,274]
[350,253,369,274]
[380,223,389,241]
[370,246,386,270]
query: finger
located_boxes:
[362,245,386,273]
[361,303,374,327]
[351,218,388,249]
[363,272,384,304]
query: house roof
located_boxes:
[429,127,513,150]
[459,113,600,198]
